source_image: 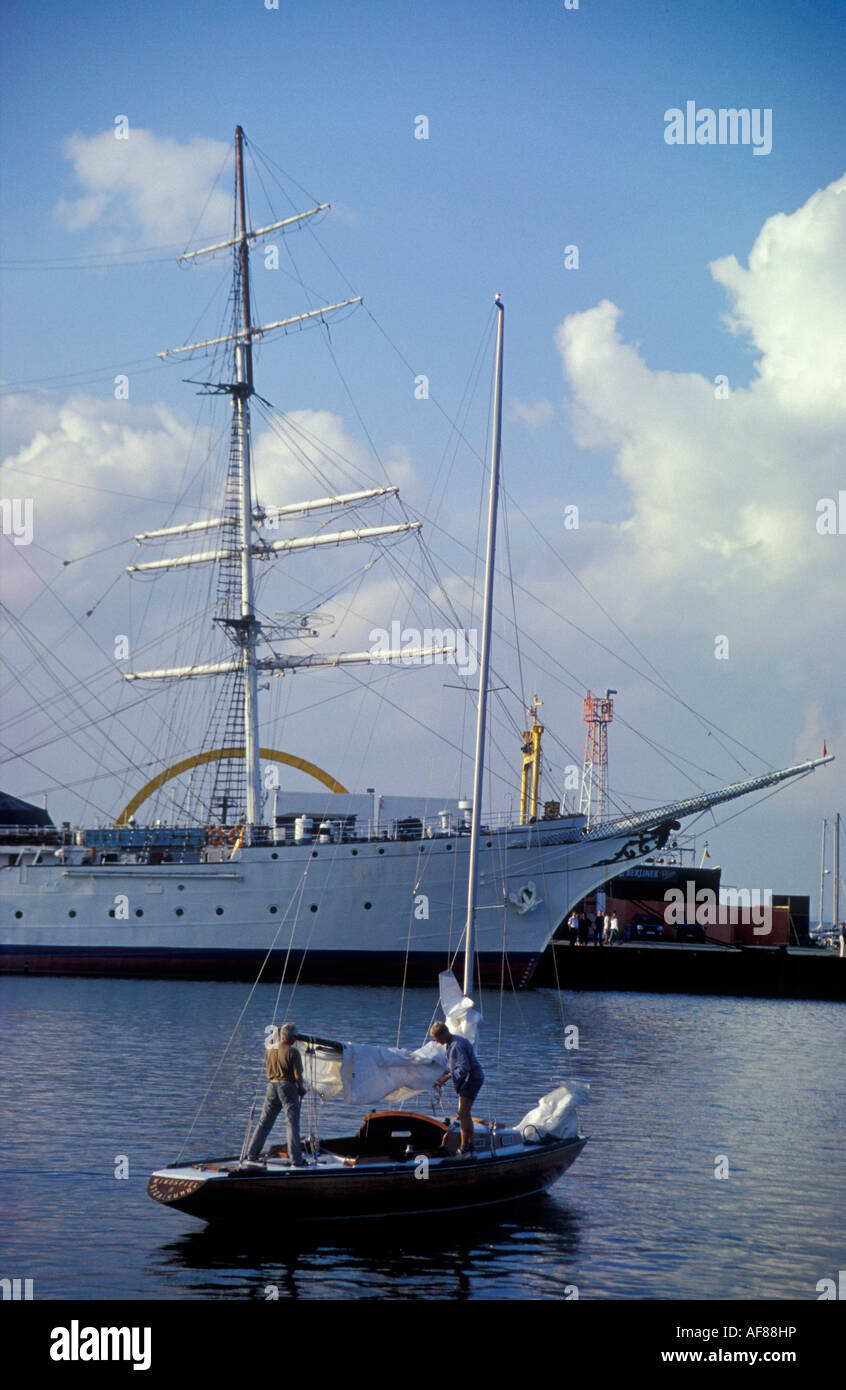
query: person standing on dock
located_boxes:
[840,922,845,958]
[246,1023,306,1167]
[578,910,591,946]
[609,911,620,945]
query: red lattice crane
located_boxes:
[578,689,616,827]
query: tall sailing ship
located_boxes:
[0,128,832,985]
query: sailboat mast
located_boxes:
[233,126,262,832]
[818,816,827,932]
[834,811,840,938]
[463,294,504,997]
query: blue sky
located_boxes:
[4,0,844,394]
[2,0,846,901]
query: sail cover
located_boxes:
[515,1082,590,1142]
[305,1043,443,1106]
[262,1027,436,1106]
[267,974,482,1106]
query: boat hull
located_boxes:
[0,943,542,987]
[148,1138,587,1223]
[0,818,679,985]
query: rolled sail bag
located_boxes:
[515,1083,590,1142]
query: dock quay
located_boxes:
[533,941,845,1001]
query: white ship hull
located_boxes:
[0,817,678,985]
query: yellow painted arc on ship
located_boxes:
[114,747,348,826]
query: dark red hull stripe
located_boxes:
[0,945,539,987]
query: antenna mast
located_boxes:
[578,688,616,828]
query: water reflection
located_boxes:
[4,977,844,1300]
[151,1192,583,1300]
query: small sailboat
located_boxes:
[147,295,589,1224]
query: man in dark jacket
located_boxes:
[245,1022,306,1166]
[430,1021,484,1157]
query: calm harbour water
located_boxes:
[0,975,842,1301]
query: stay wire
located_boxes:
[176,869,311,1164]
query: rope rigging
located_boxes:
[4,138,790,836]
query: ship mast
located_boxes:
[232,126,262,832]
[125,127,455,832]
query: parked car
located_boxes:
[630,915,664,941]
[675,922,706,944]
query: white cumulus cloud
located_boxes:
[554,172,846,662]
[710,173,846,416]
[55,128,233,248]
[510,397,554,429]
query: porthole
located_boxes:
[310,904,317,913]
[177,883,185,891]
[271,852,278,860]
[175,908,184,917]
[352,848,358,856]
[364,901,372,910]
[269,906,278,914]
[136,909,143,917]
[311,851,318,858]
[446,844,453,852]
[378,848,385,855]
[108,909,115,918]
[487,840,492,847]
[216,907,224,916]
[15,910,23,919]
[69,910,76,918]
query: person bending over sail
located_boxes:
[246,1022,306,1166]
[430,1022,484,1158]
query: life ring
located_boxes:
[207,829,224,846]
[227,826,242,845]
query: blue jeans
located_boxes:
[247,1081,302,1162]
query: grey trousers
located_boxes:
[247,1081,302,1162]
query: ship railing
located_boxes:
[0,824,62,844]
[266,808,585,846]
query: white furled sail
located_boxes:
[515,1083,590,1143]
[438,970,481,1044]
[264,973,482,1107]
[299,1041,443,1106]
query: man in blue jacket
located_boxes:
[430,1021,485,1157]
